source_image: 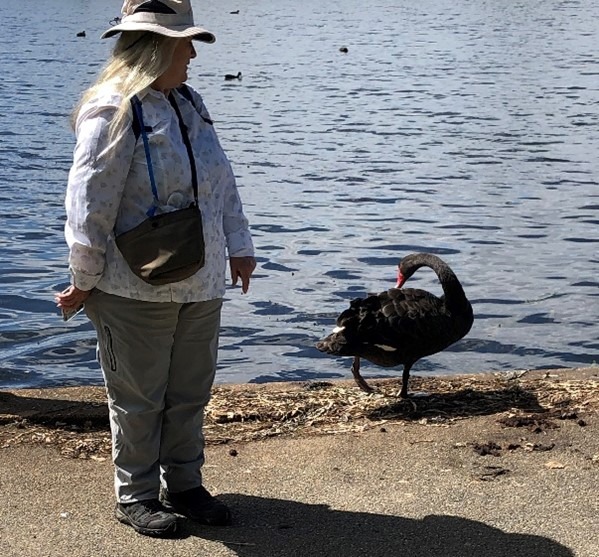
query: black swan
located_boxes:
[316,253,474,397]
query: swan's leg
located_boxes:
[351,356,373,392]
[399,362,413,398]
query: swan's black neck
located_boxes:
[401,253,469,310]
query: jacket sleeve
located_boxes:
[222,176,255,258]
[65,101,136,290]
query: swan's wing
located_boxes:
[335,289,442,344]
[379,288,445,340]
[384,287,469,353]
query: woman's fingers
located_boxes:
[230,256,257,294]
[55,285,91,308]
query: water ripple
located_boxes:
[0,0,598,387]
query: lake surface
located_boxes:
[0,0,597,389]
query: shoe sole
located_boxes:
[115,507,178,537]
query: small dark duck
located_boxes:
[224,72,242,81]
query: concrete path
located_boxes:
[1,370,598,556]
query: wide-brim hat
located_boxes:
[101,0,215,43]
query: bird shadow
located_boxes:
[364,383,546,422]
[180,494,574,557]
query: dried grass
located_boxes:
[1,370,597,459]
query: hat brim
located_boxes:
[101,22,215,43]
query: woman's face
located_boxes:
[153,38,197,93]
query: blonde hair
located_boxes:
[71,32,179,142]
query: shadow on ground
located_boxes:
[0,390,108,430]
[366,384,546,421]
[180,494,573,557]
[0,383,551,433]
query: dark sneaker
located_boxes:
[115,499,178,537]
[161,485,231,526]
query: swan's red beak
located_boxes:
[396,270,406,288]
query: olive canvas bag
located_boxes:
[115,90,205,286]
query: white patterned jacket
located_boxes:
[65,84,254,302]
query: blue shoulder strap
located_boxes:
[128,87,209,216]
[130,95,159,217]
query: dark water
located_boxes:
[1,0,598,389]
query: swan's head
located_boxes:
[396,255,417,287]
[396,252,446,288]
[396,253,426,287]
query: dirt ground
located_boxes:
[1,367,597,461]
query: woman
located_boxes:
[55,0,256,537]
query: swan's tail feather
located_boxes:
[316,329,350,355]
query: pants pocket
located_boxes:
[98,324,117,373]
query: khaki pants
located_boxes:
[85,290,222,503]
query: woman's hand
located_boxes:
[55,285,92,310]
[230,256,257,294]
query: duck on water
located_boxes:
[316,253,474,398]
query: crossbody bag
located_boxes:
[115,91,205,285]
